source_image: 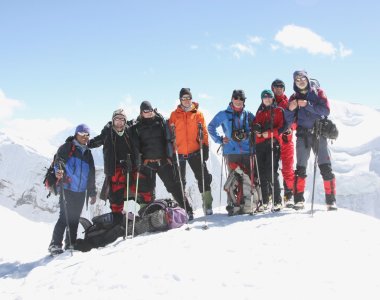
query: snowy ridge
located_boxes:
[1,205,380,299]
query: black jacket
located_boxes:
[131,113,173,163]
[88,121,134,176]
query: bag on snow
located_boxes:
[134,199,188,235]
[75,199,187,252]
[76,213,125,252]
[224,166,259,214]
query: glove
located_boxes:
[120,158,133,174]
[252,123,262,133]
[202,145,209,161]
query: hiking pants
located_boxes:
[139,159,192,211]
[279,131,295,193]
[255,139,282,204]
[179,152,212,193]
[50,189,86,247]
[294,131,335,203]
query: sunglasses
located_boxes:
[262,94,273,99]
[273,85,284,88]
[233,97,244,101]
[142,110,153,113]
[77,132,90,137]
[181,96,192,101]
[295,77,307,83]
[114,117,125,122]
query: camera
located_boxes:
[252,123,262,133]
[232,129,247,142]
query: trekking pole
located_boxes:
[270,108,276,212]
[311,119,322,217]
[58,165,73,256]
[198,123,209,230]
[131,154,141,238]
[248,132,256,215]
[170,124,190,230]
[123,154,131,239]
[251,131,263,212]
[217,143,224,212]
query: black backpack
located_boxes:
[43,144,75,198]
[76,213,125,252]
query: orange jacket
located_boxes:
[169,102,209,155]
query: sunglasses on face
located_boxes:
[114,117,125,122]
[181,96,192,101]
[233,97,244,101]
[77,132,90,137]
[295,77,307,83]
[263,95,273,99]
[143,110,153,113]
[273,85,284,88]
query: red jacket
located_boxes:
[253,104,284,144]
[274,94,289,110]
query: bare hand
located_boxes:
[297,100,308,107]
[288,100,298,111]
[55,170,64,179]
[223,137,229,144]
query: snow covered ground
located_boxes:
[2,98,380,299]
[1,204,380,300]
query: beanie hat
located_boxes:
[179,88,192,99]
[261,89,274,99]
[112,108,127,121]
[231,89,246,101]
[75,123,90,135]
[140,100,153,112]
[293,70,308,80]
[271,79,285,91]
[293,70,310,93]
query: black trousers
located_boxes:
[255,140,281,204]
[50,189,86,247]
[139,160,192,212]
[179,153,212,193]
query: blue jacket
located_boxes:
[208,105,255,155]
[285,79,330,130]
[54,139,96,196]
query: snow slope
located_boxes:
[1,204,380,300]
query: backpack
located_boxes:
[317,116,339,140]
[223,166,259,214]
[134,199,188,235]
[76,213,125,252]
[75,199,187,252]
[43,143,76,198]
[309,79,339,140]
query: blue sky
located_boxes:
[1,0,379,136]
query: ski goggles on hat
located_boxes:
[77,132,90,137]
